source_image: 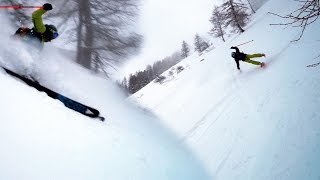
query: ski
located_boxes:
[2,67,105,121]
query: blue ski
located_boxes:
[2,67,105,121]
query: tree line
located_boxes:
[118,52,183,95]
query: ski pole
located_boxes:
[0,5,43,9]
[235,40,254,47]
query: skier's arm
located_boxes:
[230,46,240,53]
[235,60,240,70]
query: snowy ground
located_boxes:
[131,0,320,179]
[0,10,210,180]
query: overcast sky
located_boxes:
[117,0,220,78]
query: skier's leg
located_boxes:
[244,57,262,65]
[246,53,265,58]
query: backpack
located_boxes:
[14,27,43,41]
[14,27,31,37]
[13,27,44,50]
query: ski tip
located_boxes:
[98,116,105,121]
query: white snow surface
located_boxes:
[0,9,210,180]
[131,0,320,179]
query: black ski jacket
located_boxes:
[231,46,246,70]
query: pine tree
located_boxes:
[122,77,128,90]
[181,41,190,58]
[194,33,210,54]
[222,0,250,33]
[128,74,138,94]
[209,6,227,42]
[74,0,143,71]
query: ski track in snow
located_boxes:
[182,91,238,141]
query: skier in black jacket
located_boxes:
[230,46,265,70]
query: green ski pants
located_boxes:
[244,54,264,65]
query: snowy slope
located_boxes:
[0,13,210,180]
[131,0,320,179]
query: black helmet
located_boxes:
[46,24,57,32]
[43,24,59,42]
[231,52,236,58]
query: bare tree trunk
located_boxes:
[76,0,93,69]
[230,0,245,33]
[219,24,226,42]
[76,5,83,67]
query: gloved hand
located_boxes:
[43,3,53,11]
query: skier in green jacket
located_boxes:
[230,46,265,70]
[14,3,58,49]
